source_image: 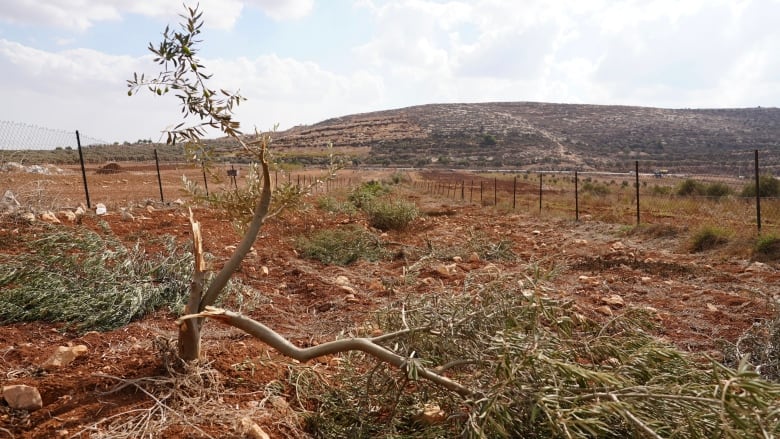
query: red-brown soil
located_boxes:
[1,167,778,438]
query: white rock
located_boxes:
[640,276,652,283]
[74,206,86,216]
[532,230,542,236]
[2,190,20,206]
[2,384,43,411]
[173,198,185,206]
[706,303,719,312]
[20,212,36,223]
[145,204,155,213]
[121,209,134,222]
[601,295,625,307]
[41,345,88,370]
[334,275,350,286]
[58,210,77,222]
[261,266,270,276]
[240,417,270,439]
[95,203,107,215]
[595,305,614,316]
[40,211,61,224]
[414,403,447,425]
[452,256,462,262]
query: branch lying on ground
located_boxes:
[176,307,477,398]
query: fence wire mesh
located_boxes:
[418,149,779,234]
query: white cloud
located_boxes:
[0,0,312,31]
[245,0,314,21]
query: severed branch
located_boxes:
[176,307,477,398]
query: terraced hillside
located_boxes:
[270,102,780,173]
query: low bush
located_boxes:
[676,179,707,196]
[754,234,780,261]
[348,180,389,208]
[295,225,385,265]
[705,182,733,198]
[741,175,780,198]
[364,199,419,231]
[316,196,357,215]
[689,226,730,252]
[581,181,610,196]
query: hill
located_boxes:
[270,102,780,173]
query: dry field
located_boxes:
[1,164,779,437]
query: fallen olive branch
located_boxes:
[176,307,477,398]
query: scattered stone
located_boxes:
[468,252,480,263]
[573,239,588,245]
[414,403,447,425]
[745,262,770,273]
[433,263,452,278]
[2,384,43,411]
[595,305,614,316]
[121,209,134,222]
[95,203,107,215]
[344,293,359,303]
[334,275,350,286]
[610,241,625,251]
[240,417,270,439]
[145,204,155,213]
[706,303,719,313]
[41,345,88,370]
[532,230,542,236]
[261,266,269,276]
[20,212,36,224]
[75,206,86,216]
[173,198,185,206]
[58,210,77,222]
[452,256,462,262]
[601,294,625,307]
[640,276,652,283]
[40,211,61,224]
[339,285,358,295]
[3,190,20,206]
[578,275,600,286]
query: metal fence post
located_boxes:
[154,148,164,202]
[75,130,91,209]
[635,161,640,225]
[201,162,209,196]
[513,176,517,209]
[755,149,762,233]
[575,170,579,221]
[539,173,543,213]
[494,177,497,206]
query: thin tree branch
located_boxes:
[177,307,477,398]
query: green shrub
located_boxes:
[581,181,610,196]
[741,175,780,197]
[348,180,388,208]
[317,196,356,215]
[295,226,384,265]
[364,199,419,231]
[676,179,707,196]
[704,182,732,198]
[689,226,730,252]
[650,185,672,195]
[754,234,780,261]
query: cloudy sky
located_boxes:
[1,0,779,144]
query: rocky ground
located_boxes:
[0,167,778,438]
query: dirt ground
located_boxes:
[1,165,778,438]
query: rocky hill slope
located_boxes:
[270,102,780,173]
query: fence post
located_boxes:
[461,180,465,200]
[75,130,91,209]
[575,171,579,221]
[635,161,640,225]
[470,180,474,202]
[201,162,209,196]
[539,173,543,213]
[154,148,164,202]
[513,176,517,209]
[480,181,484,203]
[755,149,762,233]
[494,177,497,205]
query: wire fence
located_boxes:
[2,120,778,234]
[415,149,779,234]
